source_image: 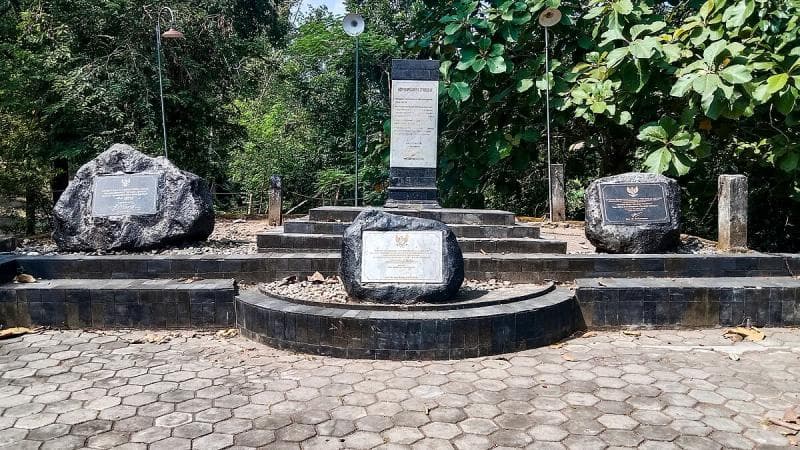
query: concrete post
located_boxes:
[268,175,283,227]
[718,174,747,251]
[550,164,566,222]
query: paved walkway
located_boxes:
[1,328,799,449]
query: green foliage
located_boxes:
[416,0,798,250]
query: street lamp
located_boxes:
[155,6,185,160]
[343,13,364,207]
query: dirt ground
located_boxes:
[10,216,715,255]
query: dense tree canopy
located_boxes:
[0,0,797,250]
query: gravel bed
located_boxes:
[261,276,515,305]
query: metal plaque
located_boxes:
[361,230,444,283]
[599,183,670,224]
[91,174,160,217]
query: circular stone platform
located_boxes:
[236,285,584,360]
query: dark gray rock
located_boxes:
[340,209,464,304]
[53,144,214,251]
[585,172,680,254]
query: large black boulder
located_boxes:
[53,144,214,251]
[585,172,681,254]
[340,209,464,304]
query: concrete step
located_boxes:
[256,233,566,254]
[0,278,236,329]
[283,219,540,239]
[308,206,516,225]
[575,276,800,328]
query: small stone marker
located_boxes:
[550,164,566,222]
[718,174,747,251]
[386,59,441,208]
[340,209,464,304]
[268,174,283,226]
[53,144,214,251]
[585,172,680,253]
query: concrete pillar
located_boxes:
[550,164,566,222]
[718,174,747,251]
[268,175,283,227]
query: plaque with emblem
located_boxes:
[599,183,670,224]
[361,230,444,283]
[91,173,160,217]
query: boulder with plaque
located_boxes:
[340,209,464,304]
[585,172,680,254]
[53,144,214,251]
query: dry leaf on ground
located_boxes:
[216,328,239,338]
[0,327,36,340]
[724,326,765,342]
[622,330,641,337]
[14,274,36,283]
[308,272,325,283]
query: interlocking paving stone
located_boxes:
[0,329,798,449]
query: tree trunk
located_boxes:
[25,182,36,235]
[50,157,69,204]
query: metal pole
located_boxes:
[156,21,169,160]
[545,27,552,222]
[354,36,360,207]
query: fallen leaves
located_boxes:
[0,326,41,340]
[216,328,239,338]
[129,333,171,344]
[13,274,36,283]
[768,406,800,435]
[622,330,642,337]
[724,326,765,342]
[307,272,325,283]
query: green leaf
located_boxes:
[777,88,797,115]
[471,59,487,72]
[618,111,632,125]
[643,147,672,173]
[612,0,634,15]
[490,43,505,56]
[766,73,789,94]
[703,39,727,66]
[606,47,629,68]
[638,123,669,143]
[487,56,507,74]
[779,151,799,172]
[448,82,471,102]
[478,37,491,51]
[590,101,607,113]
[671,75,696,97]
[630,21,666,39]
[629,37,659,59]
[445,23,462,35]
[722,0,752,28]
[516,78,534,92]
[719,65,752,84]
[692,73,720,96]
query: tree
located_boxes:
[0,0,293,232]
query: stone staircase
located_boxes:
[257,206,567,254]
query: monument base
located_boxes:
[386,167,440,208]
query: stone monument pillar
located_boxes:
[268,175,283,226]
[718,174,747,251]
[550,164,566,222]
[385,59,441,209]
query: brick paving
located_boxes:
[0,328,799,449]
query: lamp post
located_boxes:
[155,7,184,160]
[343,13,364,207]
